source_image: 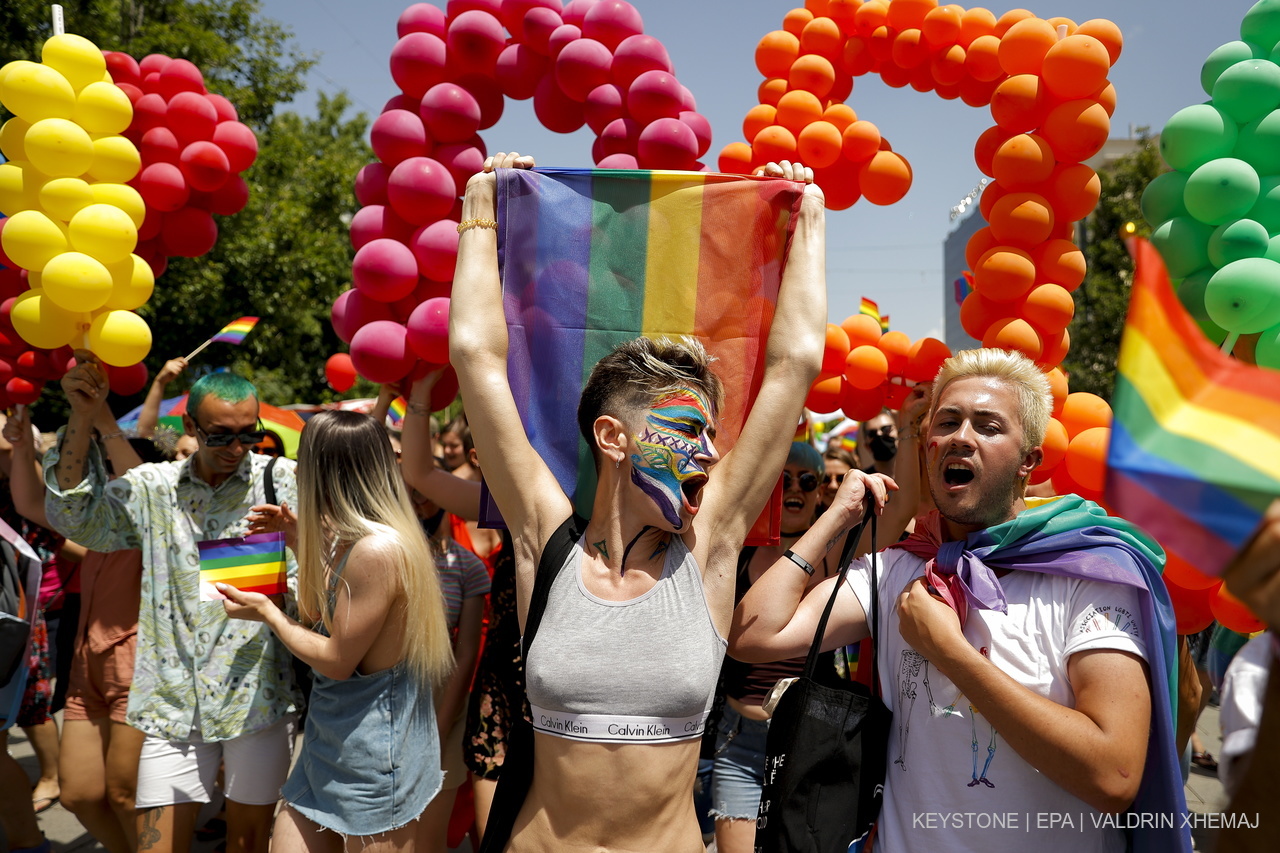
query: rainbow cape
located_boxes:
[198,531,287,601]
[1106,238,1280,576]
[210,316,259,345]
[481,168,804,540]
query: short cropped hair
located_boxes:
[930,348,1052,452]
[787,441,824,473]
[188,372,257,418]
[577,337,724,469]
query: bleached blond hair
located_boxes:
[929,348,1052,453]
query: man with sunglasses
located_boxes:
[43,352,301,853]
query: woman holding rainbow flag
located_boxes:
[450,153,828,853]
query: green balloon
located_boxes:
[1255,321,1280,367]
[1204,41,1266,95]
[1266,232,1280,261]
[1234,108,1280,173]
[1242,0,1280,54]
[1204,256,1280,333]
[1178,268,1231,344]
[1249,176,1280,233]
[1209,218,1271,266]
[1184,158,1261,225]
[1160,104,1240,172]
[1212,59,1280,124]
[1141,171,1189,227]
[1151,216,1215,278]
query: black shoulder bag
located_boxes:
[479,513,587,853]
[754,508,891,853]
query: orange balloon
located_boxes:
[990,74,1051,133]
[1075,19,1123,65]
[1038,416,1069,471]
[822,103,858,132]
[798,120,843,168]
[991,133,1055,189]
[959,291,1007,339]
[1037,326,1070,370]
[974,246,1036,302]
[717,142,754,174]
[756,30,802,79]
[978,181,1007,222]
[789,54,837,97]
[931,44,967,86]
[842,120,882,162]
[886,0,936,31]
[775,90,824,134]
[859,150,912,205]
[853,0,890,36]
[1042,34,1111,100]
[994,7,1035,36]
[805,0,830,14]
[827,0,861,36]
[974,124,1015,178]
[1164,551,1221,591]
[840,37,877,76]
[842,379,889,421]
[965,225,999,270]
[1058,391,1112,438]
[783,7,815,36]
[1046,16,1078,35]
[958,74,999,107]
[822,322,852,374]
[1020,283,1075,335]
[1033,238,1087,291]
[908,61,937,93]
[936,81,962,101]
[1041,162,1101,224]
[758,77,789,106]
[842,312,882,348]
[1093,81,1117,117]
[828,69,854,102]
[1212,584,1266,634]
[905,336,951,382]
[958,7,997,47]
[1049,219,1076,241]
[1165,577,1217,635]
[1045,367,1068,416]
[877,329,912,375]
[892,29,930,69]
[813,158,862,210]
[922,5,963,49]
[1051,460,1091,500]
[1065,426,1110,492]
[743,104,778,143]
[806,374,845,413]
[846,344,889,389]
[869,26,897,64]
[752,125,798,163]
[964,34,1003,81]
[983,316,1043,361]
[998,17,1057,75]
[1041,99,1110,163]
[988,191,1055,248]
[885,380,912,410]
[800,16,844,60]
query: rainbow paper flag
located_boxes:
[387,396,407,428]
[859,296,889,332]
[1105,238,1280,576]
[198,531,287,601]
[210,316,259,345]
[482,168,805,541]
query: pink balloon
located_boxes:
[398,3,447,38]
[141,126,182,165]
[353,238,420,303]
[138,54,172,76]
[160,207,217,257]
[600,117,640,156]
[679,84,696,112]
[434,142,487,193]
[627,69,683,124]
[446,10,506,77]
[409,220,461,282]
[496,44,549,100]
[533,74,586,133]
[206,93,238,123]
[584,83,625,134]
[350,205,416,250]
[157,58,205,98]
[350,320,417,384]
[561,0,598,27]
[137,162,190,212]
[610,34,670,87]
[212,121,258,173]
[597,152,638,169]
[383,94,421,113]
[548,24,582,58]
[679,110,712,158]
[523,7,565,55]
[406,297,451,363]
[387,157,457,225]
[582,0,643,50]
[331,289,395,343]
[355,162,391,207]
[637,118,698,170]
[390,33,448,99]
[132,93,169,137]
[555,38,613,103]
[447,0,501,15]
[104,51,142,86]
[179,141,231,192]
[501,0,564,41]
[208,175,249,216]
[456,74,505,129]
[420,83,482,143]
[167,91,218,145]
[107,361,150,396]
[371,109,432,165]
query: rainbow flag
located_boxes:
[210,316,259,345]
[388,396,407,428]
[198,531,287,601]
[859,296,889,332]
[1105,238,1280,576]
[482,168,804,540]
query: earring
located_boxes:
[615,457,620,469]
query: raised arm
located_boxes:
[699,162,826,547]
[400,374,482,521]
[94,405,144,476]
[136,357,186,438]
[449,152,570,544]
[54,350,109,492]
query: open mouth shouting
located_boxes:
[941,457,976,490]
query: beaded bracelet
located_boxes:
[457,218,498,233]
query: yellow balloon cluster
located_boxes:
[0,33,153,366]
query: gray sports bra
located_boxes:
[523,534,727,744]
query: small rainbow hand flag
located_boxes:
[198,531,287,601]
[211,316,259,345]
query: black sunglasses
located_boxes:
[783,471,820,493]
[193,421,268,448]
[824,472,845,486]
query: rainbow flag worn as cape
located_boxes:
[481,168,804,540]
[210,316,259,345]
[198,531,287,601]
[1106,238,1280,576]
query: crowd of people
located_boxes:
[0,153,1277,853]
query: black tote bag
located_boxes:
[755,509,891,853]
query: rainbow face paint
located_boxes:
[629,388,717,529]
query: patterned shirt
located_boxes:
[43,436,302,742]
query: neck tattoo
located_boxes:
[592,540,609,560]
[648,539,670,561]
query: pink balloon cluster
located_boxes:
[336,0,705,386]
[103,52,258,278]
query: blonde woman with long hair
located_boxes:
[220,410,453,852]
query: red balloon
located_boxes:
[331,289,396,343]
[387,157,457,225]
[349,205,416,250]
[157,58,205,98]
[581,0,643,50]
[499,0,561,41]
[179,141,231,192]
[5,377,41,406]
[495,44,549,100]
[419,83,482,143]
[1212,584,1266,633]
[131,93,169,138]
[15,350,51,380]
[626,69,683,124]
[679,111,712,158]
[429,365,460,410]
[555,38,614,102]
[325,352,358,392]
[208,175,249,216]
[211,121,258,173]
[409,219,461,282]
[434,142,486,196]
[138,53,172,77]
[353,238,420,303]
[446,10,506,76]
[561,0,595,27]
[548,24,582,58]
[600,117,640,156]
[0,359,12,387]
[140,126,182,165]
[406,297,451,363]
[453,73,504,131]
[398,3,447,38]
[523,7,565,54]
[107,361,150,396]
[1164,577,1216,635]
[136,162,190,212]
[354,163,391,207]
[533,74,586,133]
[611,34,672,87]
[390,33,448,99]
[205,93,238,123]
[104,51,142,86]
[167,91,219,145]
[160,207,218,257]
[350,320,417,384]
[636,117,698,170]
[371,110,431,166]
[597,153,638,168]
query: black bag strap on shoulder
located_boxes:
[263,455,280,507]
[805,506,878,683]
[521,512,587,655]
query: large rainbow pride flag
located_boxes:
[1105,238,1280,576]
[480,168,805,540]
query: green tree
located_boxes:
[1061,137,1165,400]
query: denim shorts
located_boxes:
[709,704,770,822]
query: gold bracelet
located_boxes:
[457,218,498,233]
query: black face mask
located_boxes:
[422,508,446,537]
[868,433,897,462]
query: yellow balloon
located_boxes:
[0,116,31,161]
[0,160,46,216]
[86,136,141,183]
[38,176,94,221]
[0,61,76,123]
[41,34,107,93]
[27,270,42,289]
[24,118,95,178]
[75,82,132,135]
[10,289,81,349]
[42,251,114,313]
[1,209,68,271]
[102,254,155,311]
[87,183,145,228]
[69,203,137,264]
[89,309,151,367]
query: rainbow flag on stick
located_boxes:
[1105,238,1280,576]
[481,168,805,543]
[198,532,287,601]
[185,317,260,361]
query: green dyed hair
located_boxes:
[188,372,257,419]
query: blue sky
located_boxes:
[258,0,1247,340]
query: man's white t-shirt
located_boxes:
[1218,632,1272,797]
[845,548,1149,853]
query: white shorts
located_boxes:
[134,714,297,808]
